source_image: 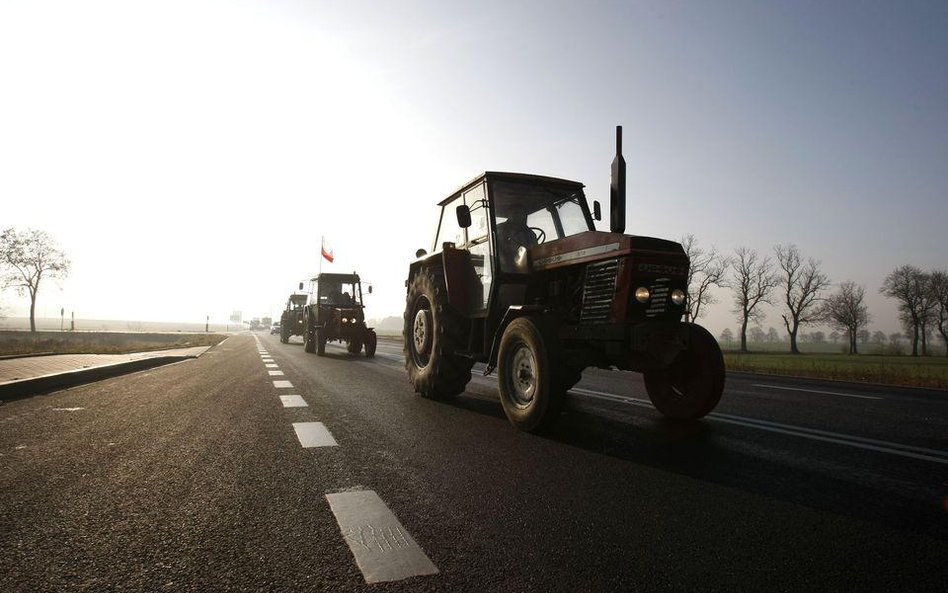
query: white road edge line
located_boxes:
[292,422,338,447]
[752,383,883,400]
[325,490,438,584]
[572,387,948,465]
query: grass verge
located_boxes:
[0,331,227,356]
[724,352,948,390]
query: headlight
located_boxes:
[634,287,650,303]
[341,317,348,323]
[671,289,686,305]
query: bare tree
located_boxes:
[719,327,734,347]
[0,228,70,333]
[821,281,871,354]
[880,265,928,356]
[930,270,948,356]
[730,247,778,353]
[680,234,728,323]
[774,244,831,354]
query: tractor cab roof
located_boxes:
[310,272,361,283]
[437,172,585,207]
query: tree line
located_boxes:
[682,235,947,356]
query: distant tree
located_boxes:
[871,331,887,351]
[719,327,734,346]
[857,329,871,345]
[767,326,780,343]
[930,270,948,356]
[881,265,929,356]
[730,247,778,353]
[680,235,728,323]
[821,281,871,354]
[774,244,831,354]
[889,332,902,345]
[811,330,826,344]
[0,228,70,333]
[749,326,766,344]
[829,331,840,344]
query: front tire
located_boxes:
[364,330,377,358]
[643,323,725,419]
[347,339,363,354]
[404,267,473,400]
[497,317,566,432]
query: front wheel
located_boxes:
[643,323,725,419]
[347,339,363,354]
[364,330,377,358]
[497,317,566,432]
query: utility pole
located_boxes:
[70,311,74,331]
[60,307,64,332]
[206,314,209,333]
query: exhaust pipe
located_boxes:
[610,125,626,234]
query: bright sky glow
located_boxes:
[1,0,946,336]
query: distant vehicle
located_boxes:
[270,321,281,335]
[403,127,724,432]
[280,292,308,343]
[302,272,377,357]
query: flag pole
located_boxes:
[319,234,323,277]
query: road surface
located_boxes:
[1,333,945,592]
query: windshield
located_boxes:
[491,180,593,241]
[317,279,362,306]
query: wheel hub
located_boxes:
[510,345,537,405]
[412,308,431,358]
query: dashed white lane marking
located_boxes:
[52,407,85,412]
[326,490,439,584]
[753,383,883,400]
[269,370,285,376]
[279,395,308,407]
[273,380,294,388]
[265,363,279,368]
[292,422,338,447]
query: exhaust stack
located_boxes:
[610,125,626,234]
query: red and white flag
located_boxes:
[321,236,334,263]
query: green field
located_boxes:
[0,331,227,356]
[724,352,948,390]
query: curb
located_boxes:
[0,355,197,401]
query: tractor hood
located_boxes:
[530,231,687,276]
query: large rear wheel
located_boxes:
[497,317,567,432]
[303,317,315,353]
[404,267,472,399]
[643,323,725,419]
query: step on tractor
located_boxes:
[403,127,724,432]
[280,291,308,343]
[303,272,377,358]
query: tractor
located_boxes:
[280,291,308,343]
[302,272,377,358]
[403,127,724,432]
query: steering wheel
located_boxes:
[528,227,546,244]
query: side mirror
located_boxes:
[593,200,602,221]
[298,282,304,290]
[456,204,472,229]
[415,248,428,258]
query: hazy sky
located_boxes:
[1,0,946,336]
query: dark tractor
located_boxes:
[280,291,308,344]
[404,127,724,432]
[302,272,377,358]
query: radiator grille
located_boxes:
[645,278,670,318]
[581,259,618,323]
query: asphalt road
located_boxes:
[1,332,946,592]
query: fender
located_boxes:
[483,305,548,375]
